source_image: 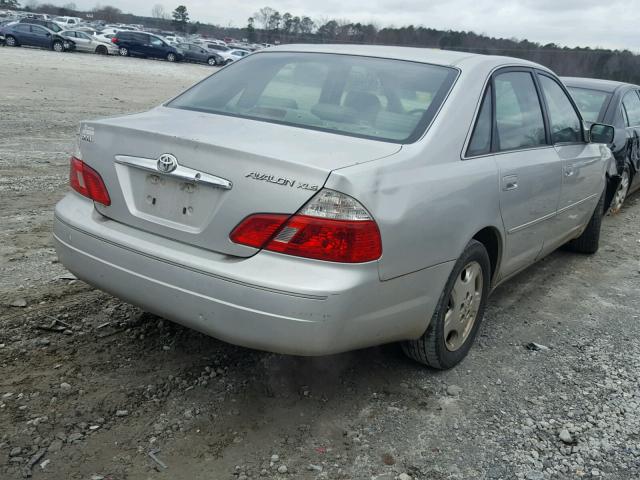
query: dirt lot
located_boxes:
[1,46,639,480]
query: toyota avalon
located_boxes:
[54,45,614,368]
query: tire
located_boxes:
[402,239,491,369]
[224,59,233,65]
[609,166,630,215]
[207,56,217,66]
[95,45,108,55]
[52,40,64,52]
[166,52,176,62]
[119,47,129,56]
[565,189,605,254]
[5,35,17,47]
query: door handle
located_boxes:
[502,175,518,191]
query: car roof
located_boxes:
[561,76,639,93]
[266,43,545,70]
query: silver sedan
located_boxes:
[53,45,615,368]
[61,30,118,54]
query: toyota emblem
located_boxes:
[157,154,178,173]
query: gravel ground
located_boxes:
[1,46,639,480]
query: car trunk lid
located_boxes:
[79,106,401,257]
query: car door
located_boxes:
[73,31,92,52]
[12,24,33,45]
[622,90,640,178]
[128,33,147,56]
[30,25,51,47]
[536,73,605,242]
[490,69,562,278]
[147,35,166,58]
[196,46,209,62]
[183,44,196,61]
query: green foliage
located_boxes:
[172,5,189,32]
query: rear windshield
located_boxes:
[566,86,611,123]
[167,52,458,143]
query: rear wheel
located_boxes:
[95,45,108,55]
[119,47,129,56]
[166,52,176,62]
[5,35,17,47]
[609,166,630,215]
[52,40,64,52]
[566,189,605,254]
[224,59,233,65]
[207,56,217,66]
[402,240,490,369]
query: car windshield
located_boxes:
[168,52,457,143]
[566,86,611,123]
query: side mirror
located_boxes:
[589,123,614,144]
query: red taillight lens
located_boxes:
[230,190,382,263]
[111,37,118,43]
[265,215,382,263]
[69,156,111,206]
[229,213,288,248]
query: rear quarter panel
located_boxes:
[327,61,504,281]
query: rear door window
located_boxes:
[622,91,640,126]
[494,71,546,151]
[538,75,583,143]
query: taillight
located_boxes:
[111,37,118,43]
[69,156,111,206]
[230,189,382,263]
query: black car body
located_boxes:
[0,23,74,52]
[177,43,222,65]
[111,31,183,62]
[564,77,640,213]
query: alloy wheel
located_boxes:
[444,261,483,352]
[6,36,16,47]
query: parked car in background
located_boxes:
[207,46,250,64]
[61,29,118,55]
[178,42,223,65]
[18,17,63,33]
[53,16,83,28]
[111,31,184,62]
[94,32,116,43]
[54,45,614,370]
[563,77,640,213]
[1,22,73,51]
[204,43,229,53]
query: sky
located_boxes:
[45,0,640,51]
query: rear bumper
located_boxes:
[53,193,453,355]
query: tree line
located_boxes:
[6,1,640,84]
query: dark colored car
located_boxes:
[564,77,640,213]
[0,23,74,52]
[111,31,183,62]
[177,43,222,66]
[18,17,63,33]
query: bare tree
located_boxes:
[151,4,166,19]
[254,6,275,30]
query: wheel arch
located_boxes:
[471,226,502,286]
